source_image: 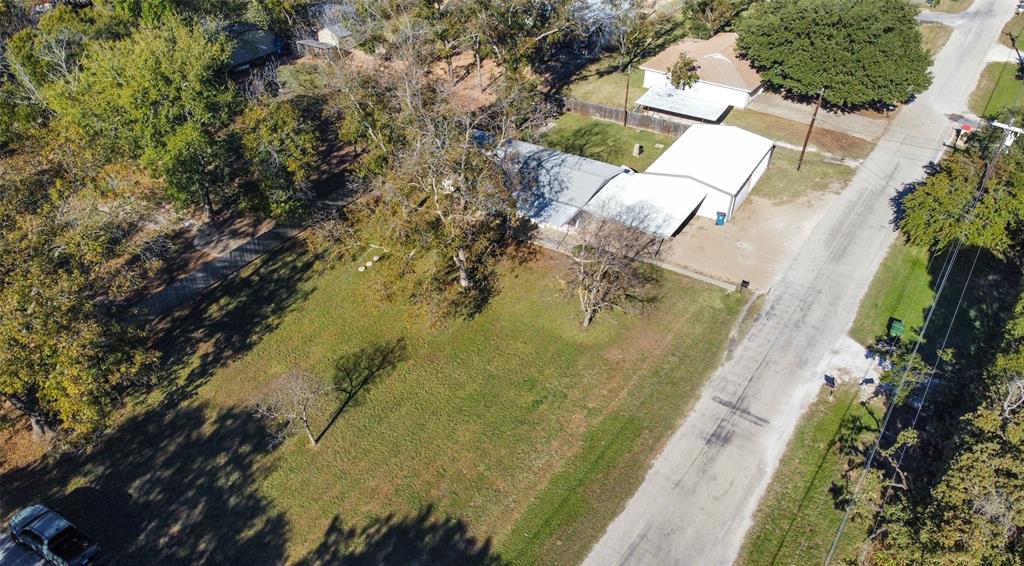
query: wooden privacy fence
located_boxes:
[565,98,690,137]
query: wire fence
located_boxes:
[565,98,690,136]
[141,224,306,317]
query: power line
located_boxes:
[823,118,1018,565]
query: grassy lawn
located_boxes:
[2,241,745,564]
[849,235,1019,366]
[849,239,933,346]
[1002,14,1024,48]
[753,147,857,203]
[566,61,647,108]
[737,388,883,566]
[920,23,953,57]
[542,113,677,171]
[968,62,1024,117]
[724,109,875,160]
[926,0,974,13]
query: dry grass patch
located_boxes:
[724,108,875,160]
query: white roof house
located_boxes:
[585,124,774,236]
[584,172,709,238]
[497,140,625,228]
[638,33,763,121]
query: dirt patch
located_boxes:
[658,189,842,291]
[0,411,48,476]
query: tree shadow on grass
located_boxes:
[315,338,409,444]
[1,403,288,565]
[542,121,620,165]
[149,238,318,406]
[296,505,505,566]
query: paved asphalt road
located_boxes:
[0,533,44,566]
[583,1,1016,564]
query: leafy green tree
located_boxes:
[145,123,229,216]
[681,0,746,39]
[332,64,416,177]
[0,172,152,440]
[900,126,1024,256]
[239,99,320,218]
[49,16,239,209]
[735,0,932,107]
[668,52,700,89]
[5,4,130,93]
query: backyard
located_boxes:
[541,113,676,171]
[1,240,746,564]
[969,61,1024,117]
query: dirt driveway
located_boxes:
[656,189,842,291]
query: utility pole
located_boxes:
[797,87,825,171]
[622,63,631,128]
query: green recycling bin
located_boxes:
[888,317,905,338]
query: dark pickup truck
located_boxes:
[8,505,100,566]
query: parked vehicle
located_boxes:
[8,506,100,566]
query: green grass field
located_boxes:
[849,239,933,346]
[737,388,883,566]
[754,147,857,203]
[969,62,1024,118]
[542,113,677,171]
[566,62,647,108]
[3,241,745,564]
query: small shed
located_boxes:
[225,23,282,68]
[317,23,352,48]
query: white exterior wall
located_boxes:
[730,146,773,219]
[695,190,733,221]
[641,71,753,109]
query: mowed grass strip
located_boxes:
[542,113,677,171]
[969,61,1024,118]
[500,279,745,564]
[849,239,933,346]
[737,388,882,566]
[195,246,745,561]
[753,147,856,203]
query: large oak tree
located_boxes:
[735,0,932,107]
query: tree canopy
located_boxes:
[735,0,932,107]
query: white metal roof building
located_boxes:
[585,124,774,237]
[497,140,625,228]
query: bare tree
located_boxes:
[1003,376,1024,418]
[564,205,662,327]
[605,0,675,71]
[251,370,335,447]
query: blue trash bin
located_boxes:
[715,212,727,226]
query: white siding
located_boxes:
[731,146,773,219]
[695,190,733,221]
